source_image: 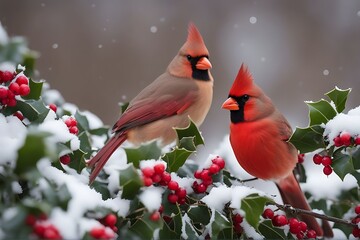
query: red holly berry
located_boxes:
[161,171,171,183]
[296,231,305,239]
[104,214,117,227]
[150,211,160,221]
[154,163,165,174]
[25,214,37,226]
[167,193,178,204]
[272,215,288,227]
[158,205,164,214]
[355,205,360,215]
[340,132,352,146]
[208,163,220,174]
[7,98,17,107]
[323,165,333,176]
[175,187,187,199]
[202,178,213,187]
[299,221,307,232]
[0,70,15,82]
[60,155,71,165]
[0,87,7,98]
[49,104,57,113]
[15,76,29,86]
[43,225,60,240]
[312,154,323,165]
[212,156,225,169]
[33,224,46,237]
[64,117,77,128]
[151,173,162,183]
[232,214,243,224]
[178,197,186,205]
[321,156,332,166]
[297,154,305,163]
[90,226,106,239]
[13,111,24,121]
[141,167,154,178]
[306,229,317,239]
[334,136,343,147]
[39,213,48,220]
[356,137,360,146]
[289,218,301,234]
[143,177,153,187]
[200,169,211,181]
[194,170,202,179]
[167,181,179,191]
[262,208,274,219]
[353,227,360,238]
[9,82,20,95]
[195,183,207,193]
[69,126,79,135]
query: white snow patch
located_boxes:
[201,185,265,212]
[37,111,80,151]
[0,115,27,167]
[170,172,195,194]
[139,159,167,169]
[241,219,264,239]
[0,62,15,72]
[139,186,164,212]
[323,106,360,145]
[42,89,65,105]
[11,181,22,194]
[103,148,129,193]
[81,111,103,130]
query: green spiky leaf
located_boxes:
[175,119,204,146]
[289,125,325,153]
[23,78,43,100]
[124,141,161,168]
[306,99,337,126]
[119,164,142,199]
[162,147,192,172]
[211,210,232,239]
[332,150,355,180]
[241,194,272,229]
[325,87,351,113]
[258,220,289,240]
[128,212,163,239]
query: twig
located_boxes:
[241,177,258,183]
[274,203,355,227]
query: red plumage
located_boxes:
[223,64,333,238]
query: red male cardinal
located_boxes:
[87,23,213,184]
[222,64,333,237]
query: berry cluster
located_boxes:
[333,131,360,147]
[232,213,244,235]
[351,205,360,238]
[312,154,333,176]
[59,155,71,165]
[64,116,78,135]
[262,208,316,239]
[192,156,225,194]
[141,163,187,205]
[0,70,30,108]
[90,213,117,239]
[25,213,62,240]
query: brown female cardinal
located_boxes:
[87,23,213,184]
[222,64,333,237]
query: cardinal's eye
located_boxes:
[241,94,250,102]
[186,55,192,60]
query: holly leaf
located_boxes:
[210,210,232,239]
[67,149,87,173]
[351,148,360,170]
[23,78,43,100]
[241,194,272,229]
[78,131,92,157]
[7,99,49,122]
[332,150,354,180]
[128,212,163,239]
[325,87,351,113]
[175,118,204,146]
[258,220,288,240]
[15,131,51,177]
[162,147,192,172]
[119,164,142,199]
[89,127,109,136]
[289,125,325,153]
[305,100,337,126]
[188,205,211,226]
[124,141,161,168]
[75,110,90,132]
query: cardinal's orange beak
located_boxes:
[196,57,212,70]
[222,97,239,110]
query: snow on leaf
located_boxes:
[241,194,272,229]
[325,87,351,113]
[124,141,161,168]
[119,164,142,200]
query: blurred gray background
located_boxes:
[1,0,360,159]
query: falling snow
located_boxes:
[52,43,58,49]
[150,26,158,33]
[249,16,257,24]
[323,69,329,76]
